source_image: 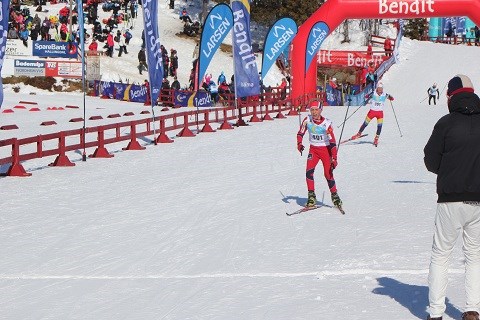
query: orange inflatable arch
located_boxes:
[291,0,480,102]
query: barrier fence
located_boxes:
[0,91,322,177]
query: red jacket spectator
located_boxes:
[106,33,114,47]
[366,43,373,57]
[60,23,68,34]
[88,40,98,51]
[384,37,393,56]
[59,6,69,18]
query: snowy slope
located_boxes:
[2,4,480,319]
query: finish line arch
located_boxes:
[290,0,480,103]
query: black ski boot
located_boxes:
[331,192,342,207]
[306,191,317,207]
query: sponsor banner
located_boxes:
[86,53,101,80]
[375,54,395,80]
[198,3,233,85]
[442,17,466,34]
[325,84,342,106]
[99,81,115,99]
[174,90,213,108]
[5,39,32,56]
[95,81,148,102]
[114,82,127,100]
[33,41,78,58]
[45,60,82,78]
[231,0,260,98]
[305,22,329,73]
[318,50,385,68]
[378,0,435,15]
[0,0,10,107]
[77,0,86,85]
[346,83,374,107]
[142,0,163,105]
[261,17,297,80]
[128,84,148,103]
[14,59,45,76]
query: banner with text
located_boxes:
[0,0,11,108]
[5,39,32,56]
[231,0,260,98]
[32,41,78,58]
[142,0,164,105]
[261,17,297,80]
[318,50,386,68]
[14,59,82,78]
[96,81,148,103]
[174,90,213,108]
[77,0,86,85]
[198,3,233,86]
[305,22,329,73]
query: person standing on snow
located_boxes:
[297,103,342,208]
[424,74,480,320]
[427,83,440,105]
[117,30,128,57]
[218,71,226,85]
[137,47,147,75]
[350,82,394,146]
[384,36,393,56]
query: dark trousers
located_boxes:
[118,45,128,56]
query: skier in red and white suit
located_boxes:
[297,103,342,208]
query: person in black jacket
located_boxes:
[137,47,147,75]
[424,74,480,320]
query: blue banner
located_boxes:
[456,17,466,33]
[325,84,342,106]
[175,90,213,108]
[99,81,115,99]
[231,0,260,98]
[77,0,85,80]
[114,83,127,100]
[97,82,148,103]
[32,41,78,58]
[127,84,148,103]
[198,3,233,86]
[142,0,164,105]
[305,22,329,73]
[0,0,11,108]
[261,17,297,80]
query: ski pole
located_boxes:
[336,103,362,128]
[389,99,403,137]
[337,97,351,152]
[420,95,428,103]
[439,82,448,96]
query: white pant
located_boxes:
[428,202,480,318]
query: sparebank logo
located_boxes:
[379,0,435,14]
[177,93,187,103]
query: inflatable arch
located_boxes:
[290,0,480,102]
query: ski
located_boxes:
[335,204,346,215]
[340,133,368,145]
[287,204,345,216]
[286,205,321,216]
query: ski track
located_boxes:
[0,268,464,280]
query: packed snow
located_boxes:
[2,1,480,319]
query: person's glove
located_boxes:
[331,158,338,169]
[388,95,394,101]
[297,143,304,154]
